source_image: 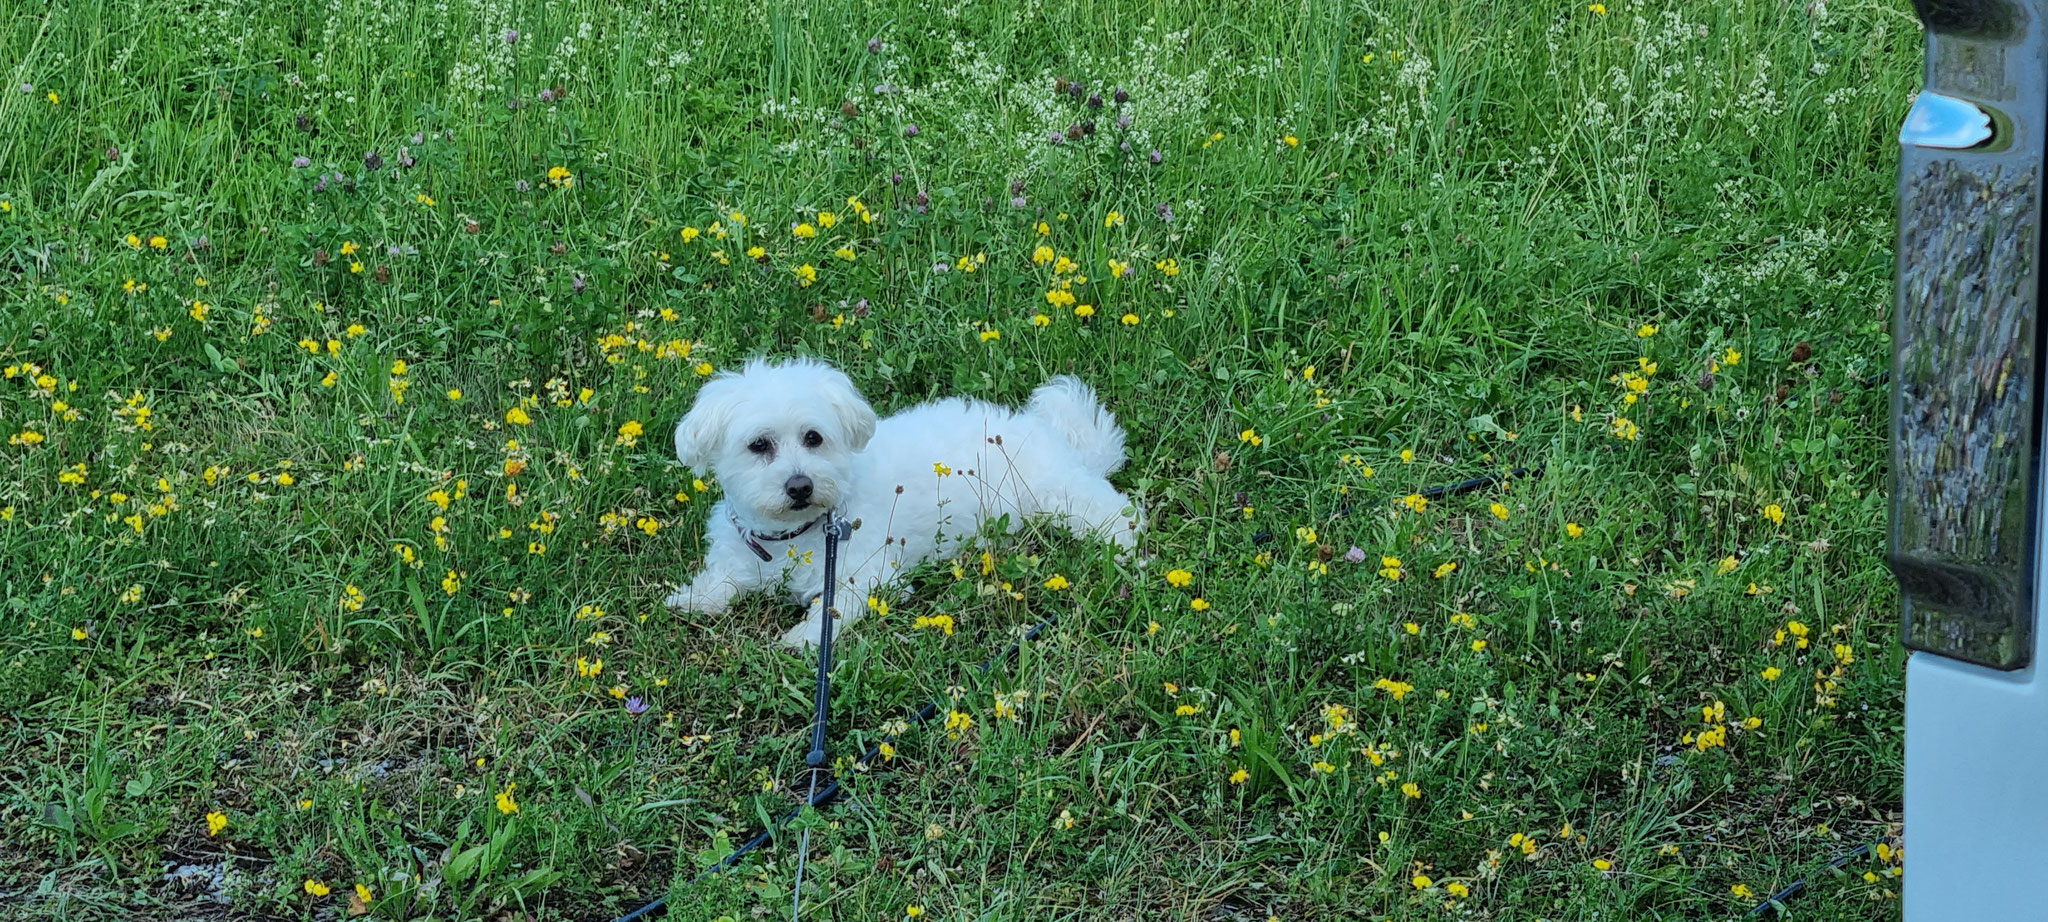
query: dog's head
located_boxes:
[674,358,877,527]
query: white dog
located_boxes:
[665,358,1140,647]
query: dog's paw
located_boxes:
[778,601,852,650]
[665,586,727,613]
[778,621,819,650]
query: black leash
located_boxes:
[1747,843,1876,915]
[1415,465,1540,500]
[607,613,1059,922]
[612,465,1542,922]
[790,511,848,920]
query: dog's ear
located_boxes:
[674,375,740,470]
[817,366,878,451]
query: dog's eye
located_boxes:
[803,430,823,448]
[747,437,772,455]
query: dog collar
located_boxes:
[731,510,827,562]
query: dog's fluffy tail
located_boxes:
[1026,376,1126,475]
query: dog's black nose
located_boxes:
[785,474,814,504]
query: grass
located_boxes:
[0,0,1912,919]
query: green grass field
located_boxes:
[0,0,1914,919]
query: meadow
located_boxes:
[0,0,1912,919]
